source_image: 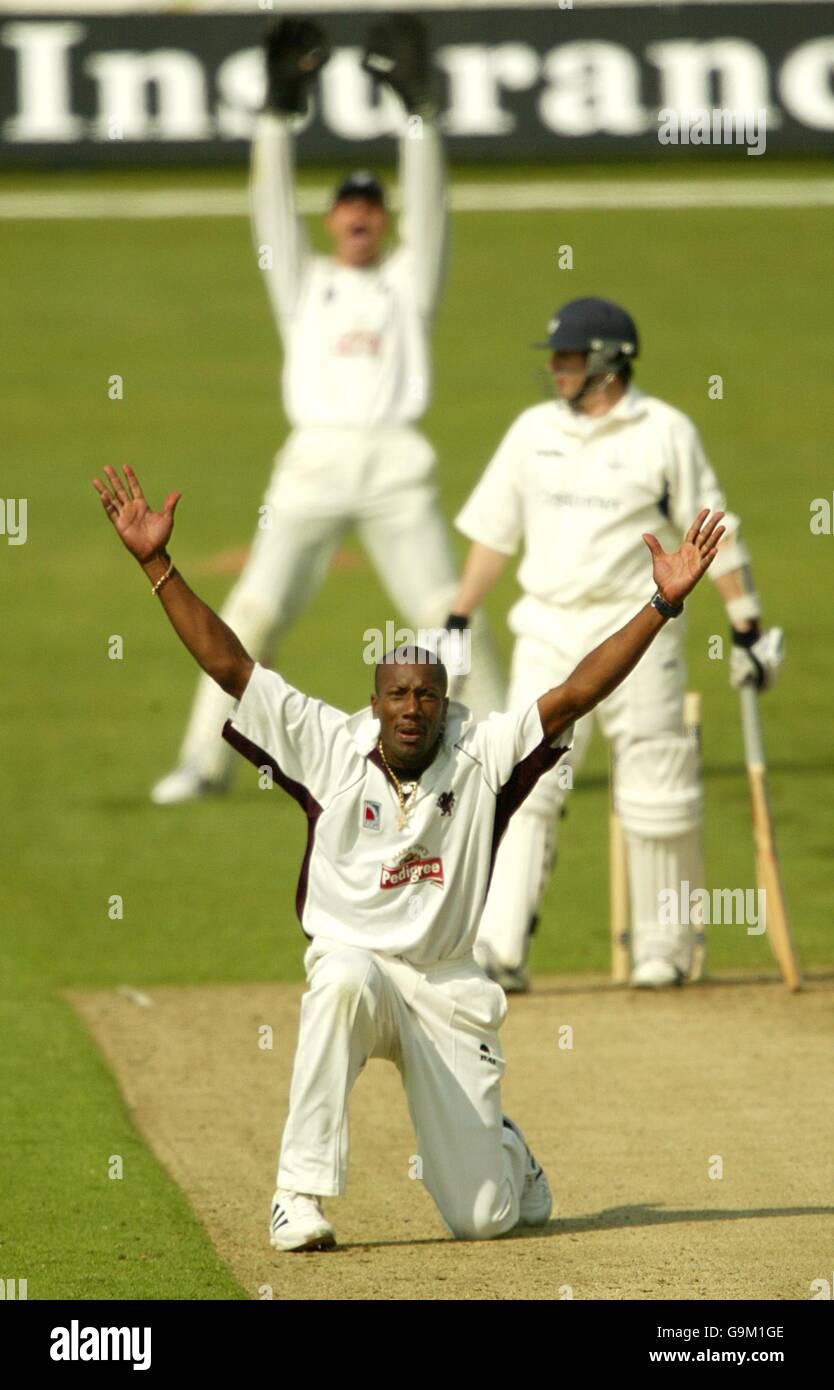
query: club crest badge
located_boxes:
[362,799,382,832]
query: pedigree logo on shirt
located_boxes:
[380,844,444,892]
[332,330,381,357]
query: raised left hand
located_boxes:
[642,509,725,608]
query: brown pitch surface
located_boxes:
[70,975,834,1301]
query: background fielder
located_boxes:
[94,463,724,1251]
[153,16,501,805]
[452,297,784,991]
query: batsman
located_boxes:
[452,297,785,990]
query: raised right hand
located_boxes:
[361,15,434,115]
[92,464,180,565]
[263,18,330,116]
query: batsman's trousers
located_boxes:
[277,941,531,1240]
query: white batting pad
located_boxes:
[626,828,704,976]
[615,735,702,838]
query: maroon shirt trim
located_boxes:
[222,720,322,932]
[487,738,569,892]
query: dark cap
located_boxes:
[332,170,386,207]
[533,296,639,358]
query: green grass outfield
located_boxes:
[2,161,832,1299]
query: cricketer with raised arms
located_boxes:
[93,462,723,1253]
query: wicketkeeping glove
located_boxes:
[729,626,785,692]
[263,18,330,116]
[440,614,471,698]
[361,15,436,115]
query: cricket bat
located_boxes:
[739,683,802,991]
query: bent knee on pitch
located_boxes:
[443,1182,519,1241]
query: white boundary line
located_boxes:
[1,178,833,219]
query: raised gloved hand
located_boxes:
[729,626,784,692]
[263,18,330,117]
[439,613,471,694]
[361,15,435,116]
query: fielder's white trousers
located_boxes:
[277,941,530,1240]
[478,595,704,975]
[177,425,502,782]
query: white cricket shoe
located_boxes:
[150,766,224,806]
[269,1189,336,1253]
[503,1117,553,1227]
[475,941,530,995]
[630,959,684,989]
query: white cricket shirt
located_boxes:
[455,387,739,608]
[251,115,447,429]
[223,663,573,966]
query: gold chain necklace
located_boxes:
[377,740,421,831]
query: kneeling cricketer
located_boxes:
[94,464,724,1251]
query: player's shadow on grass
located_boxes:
[337,1201,834,1251]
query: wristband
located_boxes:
[651,591,683,620]
[726,592,762,626]
[445,613,470,630]
[151,556,175,597]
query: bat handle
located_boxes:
[739,682,765,769]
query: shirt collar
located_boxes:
[550,384,648,435]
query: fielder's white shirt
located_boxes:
[223,663,573,966]
[251,114,447,429]
[455,388,740,609]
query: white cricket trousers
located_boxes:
[277,941,530,1240]
[177,425,502,783]
[477,595,704,975]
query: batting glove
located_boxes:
[361,15,436,116]
[263,18,330,117]
[729,626,785,692]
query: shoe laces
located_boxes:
[276,1188,324,1215]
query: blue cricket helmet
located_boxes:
[534,297,639,378]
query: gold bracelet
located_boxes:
[151,556,175,597]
